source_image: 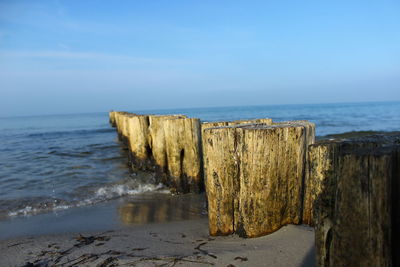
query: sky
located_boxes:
[0,0,399,117]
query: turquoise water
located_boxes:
[0,101,399,219]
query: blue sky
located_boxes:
[1,0,399,116]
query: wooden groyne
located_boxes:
[109,111,274,194]
[202,121,315,237]
[109,110,399,265]
[310,135,400,266]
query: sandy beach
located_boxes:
[0,218,314,267]
[0,192,315,266]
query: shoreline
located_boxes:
[2,130,397,265]
[0,218,315,266]
[0,192,206,240]
[0,192,315,266]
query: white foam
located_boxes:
[7,182,169,218]
[95,183,165,198]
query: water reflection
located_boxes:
[118,192,207,225]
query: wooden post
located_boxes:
[201,121,229,133]
[228,118,272,125]
[125,115,151,170]
[309,135,400,266]
[109,111,117,127]
[148,115,186,184]
[236,122,313,237]
[304,134,400,225]
[201,118,272,133]
[312,144,398,267]
[202,126,238,235]
[394,147,400,267]
[163,117,203,193]
[114,111,130,141]
[121,114,131,140]
[203,121,315,237]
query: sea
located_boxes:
[0,101,399,237]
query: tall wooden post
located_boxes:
[304,134,400,225]
[312,143,398,267]
[202,126,238,235]
[109,111,117,127]
[201,118,272,133]
[163,117,203,193]
[148,115,186,184]
[125,115,151,170]
[203,121,315,237]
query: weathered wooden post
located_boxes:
[303,134,400,225]
[313,144,398,267]
[113,111,121,131]
[121,114,130,140]
[394,147,400,267]
[236,122,314,237]
[203,121,315,237]
[163,117,203,193]
[109,111,117,127]
[228,118,273,126]
[309,135,400,266]
[114,111,130,141]
[148,115,186,184]
[201,118,272,133]
[202,126,238,235]
[125,114,152,170]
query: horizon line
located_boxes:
[1,99,400,119]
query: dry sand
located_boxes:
[0,218,314,267]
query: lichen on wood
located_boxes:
[203,121,315,237]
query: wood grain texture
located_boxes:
[148,115,186,184]
[311,137,400,267]
[235,123,311,237]
[203,121,315,237]
[163,117,203,193]
[202,126,238,235]
[305,135,400,225]
[201,118,272,133]
[114,112,130,140]
[125,115,151,170]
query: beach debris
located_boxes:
[63,253,99,266]
[149,232,159,237]
[128,256,214,266]
[194,242,217,259]
[74,234,110,247]
[131,247,148,251]
[234,256,248,262]
[21,262,39,267]
[104,250,122,255]
[7,242,25,248]
[96,256,117,267]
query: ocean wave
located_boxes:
[95,183,166,198]
[2,178,169,219]
[7,203,72,217]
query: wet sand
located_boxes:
[0,193,315,266]
[0,219,314,266]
